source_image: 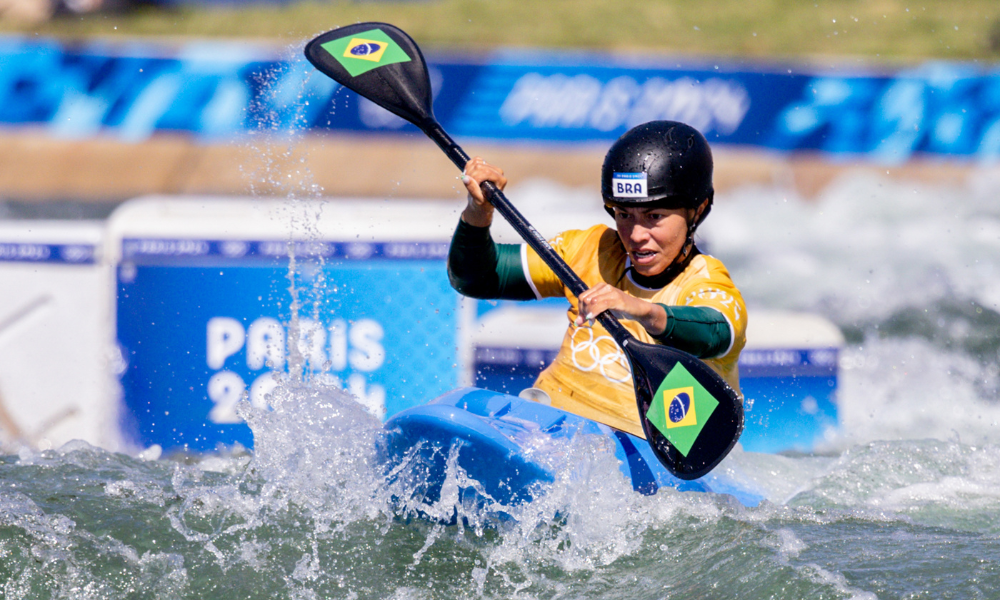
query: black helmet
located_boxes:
[601,121,714,224]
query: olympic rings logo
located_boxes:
[569,325,632,383]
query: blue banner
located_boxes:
[0,241,96,264]
[116,241,463,452]
[2,36,999,162]
[121,238,449,262]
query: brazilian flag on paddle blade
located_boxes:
[646,363,720,457]
[321,28,412,77]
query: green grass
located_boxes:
[4,0,1000,63]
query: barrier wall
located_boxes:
[106,196,842,454]
[0,195,845,454]
[0,221,119,451]
[473,306,843,453]
[107,197,475,452]
[1,36,999,162]
[731,312,842,453]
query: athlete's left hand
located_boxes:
[576,283,668,336]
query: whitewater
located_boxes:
[1,167,999,599]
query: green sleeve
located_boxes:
[653,304,732,359]
[447,218,536,300]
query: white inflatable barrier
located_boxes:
[105,196,477,452]
[0,221,120,451]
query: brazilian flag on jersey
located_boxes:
[320,28,412,77]
[646,363,720,457]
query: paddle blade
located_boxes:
[623,339,744,480]
[305,22,435,129]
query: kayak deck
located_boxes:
[381,388,764,517]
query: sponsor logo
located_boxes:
[345,242,375,259]
[612,172,647,198]
[321,28,412,77]
[0,243,51,262]
[684,287,742,323]
[205,316,387,423]
[59,244,95,263]
[645,363,719,456]
[499,73,751,135]
[569,325,631,383]
[220,240,249,258]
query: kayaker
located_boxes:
[448,120,746,438]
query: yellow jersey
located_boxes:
[522,224,746,437]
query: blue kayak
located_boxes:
[380,387,764,517]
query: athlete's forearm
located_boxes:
[577,288,668,336]
[634,301,668,337]
[653,304,732,358]
[461,203,492,228]
[447,219,536,300]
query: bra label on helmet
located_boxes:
[612,172,647,198]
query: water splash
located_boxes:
[6,169,1000,596]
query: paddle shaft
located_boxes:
[424,123,635,348]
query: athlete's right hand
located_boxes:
[461,157,507,228]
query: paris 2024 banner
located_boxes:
[0,37,998,162]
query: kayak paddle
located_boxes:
[304,23,743,480]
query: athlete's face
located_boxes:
[611,205,692,277]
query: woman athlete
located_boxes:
[448,120,746,437]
